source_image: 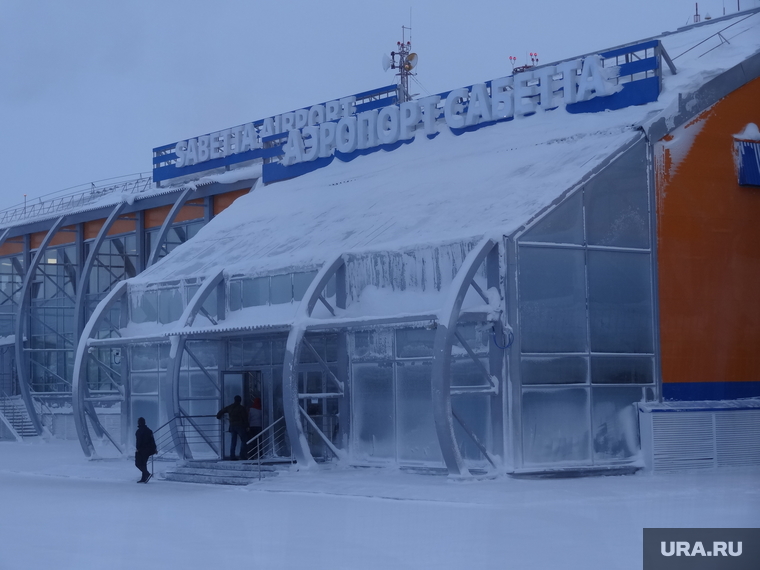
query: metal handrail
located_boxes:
[245,416,292,480]
[0,174,153,227]
[152,414,218,461]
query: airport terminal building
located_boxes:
[1,11,759,476]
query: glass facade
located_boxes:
[350,325,492,466]
[516,140,655,467]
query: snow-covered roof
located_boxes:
[131,12,760,286]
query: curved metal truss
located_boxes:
[164,269,225,460]
[282,255,346,468]
[146,187,194,267]
[72,280,128,457]
[431,237,503,477]
[14,216,66,435]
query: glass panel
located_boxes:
[452,324,489,356]
[242,339,270,366]
[229,281,241,312]
[272,338,286,364]
[242,277,268,307]
[186,341,218,370]
[158,345,171,370]
[395,328,435,359]
[270,274,292,304]
[131,372,158,394]
[521,191,584,245]
[592,387,642,461]
[131,290,157,323]
[228,339,242,368]
[352,363,395,460]
[453,393,491,462]
[131,397,159,436]
[584,141,649,248]
[293,271,318,302]
[190,371,218,398]
[131,346,159,371]
[588,251,653,353]
[352,330,393,361]
[158,288,183,324]
[451,358,489,388]
[324,334,338,363]
[590,356,654,384]
[518,247,587,353]
[396,361,442,463]
[521,356,588,385]
[522,388,590,465]
[301,336,324,364]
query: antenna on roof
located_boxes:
[381,25,418,102]
[694,2,701,23]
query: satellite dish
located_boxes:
[382,53,392,72]
[404,53,418,71]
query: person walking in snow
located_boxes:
[135,417,157,483]
[217,395,248,460]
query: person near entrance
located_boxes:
[248,396,263,458]
[217,395,247,460]
[135,417,157,483]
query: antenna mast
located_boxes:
[382,26,418,102]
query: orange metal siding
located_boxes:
[213,188,250,216]
[0,242,24,256]
[655,76,760,387]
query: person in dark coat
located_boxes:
[135,417,156,483]
[217,395,247,460]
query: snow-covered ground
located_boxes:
[1,439,757,570]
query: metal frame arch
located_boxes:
[74,202,127,336]
[146,187,194,267]
[72,280,128,457]
[165,269,225,460]
[14,216,66,435]
[282,255,346,468]
[431,237,499,477]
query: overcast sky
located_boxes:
[1,0,757,206]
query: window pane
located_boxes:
[131,290,157,324]
[229,281,241,312]
[518,247,587,353]
[242,339,270,366]
[131,346,158,371]
[132,372,158,394]
[293,271,318,302]
[396,328,435,358]
[590,356,653,384]
[588,251,653,353]
[522,388,590,465]
[158,288,183,324]
[270,274,291,304]
[592,387,642,461]
[396,361,441,464]
[242,277,268,307]
[353,330,393,361]
[585,140,649,248]
[521,356,588,385]
[353,363,395,460]
[521,191,584,245]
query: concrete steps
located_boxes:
[164,460,280,486]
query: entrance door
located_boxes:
[222,369,290,460]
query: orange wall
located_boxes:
[1,188,248,258]
[213,188,249,216]
[144,198,205,229]
[655,76,760,386]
